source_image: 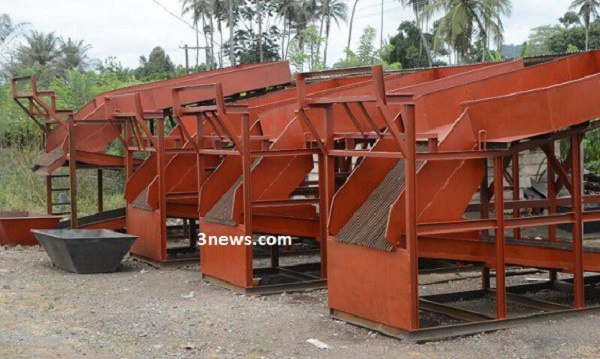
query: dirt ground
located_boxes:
[2,245,600,358]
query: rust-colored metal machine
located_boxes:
[316,51,600,340]
[193,62,519,294]
[11,52,600,339]
[12,62,294,263]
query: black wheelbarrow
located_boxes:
[32,229,139,274]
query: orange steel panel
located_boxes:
[389,59,523,97]
[199,219,252,288]
[230,118,313,223]
[328,234,600,333]
[328,62,523,236]
[165,203,200,219]
[301,62,505,139]
[464,73,600,142]
[253,215,319,238]
[78,61,292,122]
[418,236,600,272]
[327,238,417,331]
[43,62,293,168]
[0,214,61,246]
[416,51,600,132]
[199,124,263,216]
[386,111,485,245]
[128,206,166,262]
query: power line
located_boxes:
[356,0,397,12]
[150,0,199,33]
[150,0,223,49]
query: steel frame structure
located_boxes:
[190,61,513,293]
[11,75,120,228]
[309,51,600,340]
[12,51,600,340]
[11,62,295,263]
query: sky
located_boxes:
[1,0,575,69]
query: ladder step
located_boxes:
[50,175,70,178]
[52,212,70,216]
[51,188,70,192]
[52,202,71,206]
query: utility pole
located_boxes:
[181,44,190,74]
[180,45,210,73]
[229,0,235,66]
[380,0,384,49]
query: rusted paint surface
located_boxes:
[0,212,61,246]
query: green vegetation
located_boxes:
[0,14,144,214]
[3,0,600,217]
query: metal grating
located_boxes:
[131,188,153,211]
[337,143,429,252]
[204,176,242,226]
[33,148,65,174]
[204,158,263,226]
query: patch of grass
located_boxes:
[0,147,125,215]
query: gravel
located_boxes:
[1,245,600,358]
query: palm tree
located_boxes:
[275,0,299,59]
[570,0,600,51]
[347,0,360,60]
[211,0,227,67]
[15,31,60,67]
[0,14,27,54]
[57,38,91,75]
[401,0,433,67]
[182,0,214,68]
[319,0,348,67]
[422,0,512,64]
[290,0,319,61]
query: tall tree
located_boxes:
[401,0,433,67]
[211,0,227,67]
[319,0,348,67]
[57,38,92,75]
[385,20,448,69]
[0,14,27,54]
[136,46,176,80]
[347,0,360,59]
[181,0,212,68]
[257,0,263,62]
[422,0,512,64]
[275,0,299,59]
[228,0,235,65]
[570,0,600,50]
[15,31,60,68]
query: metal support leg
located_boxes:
[242,113,254,286]
[320,104,335,279]
[157,119,168,261]
[97,169,103,213]
[480,159,491,290]
[494,157,507,319]
[196,114,206,212]
[68,117,78,229]
[547,142,558,281]
[512,153,521,239]
[404,104,419,330]
[571,135,585,309]
[46,175,52,215]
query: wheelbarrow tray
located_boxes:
[32,229,138,274]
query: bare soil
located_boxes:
[1,245,600,358]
